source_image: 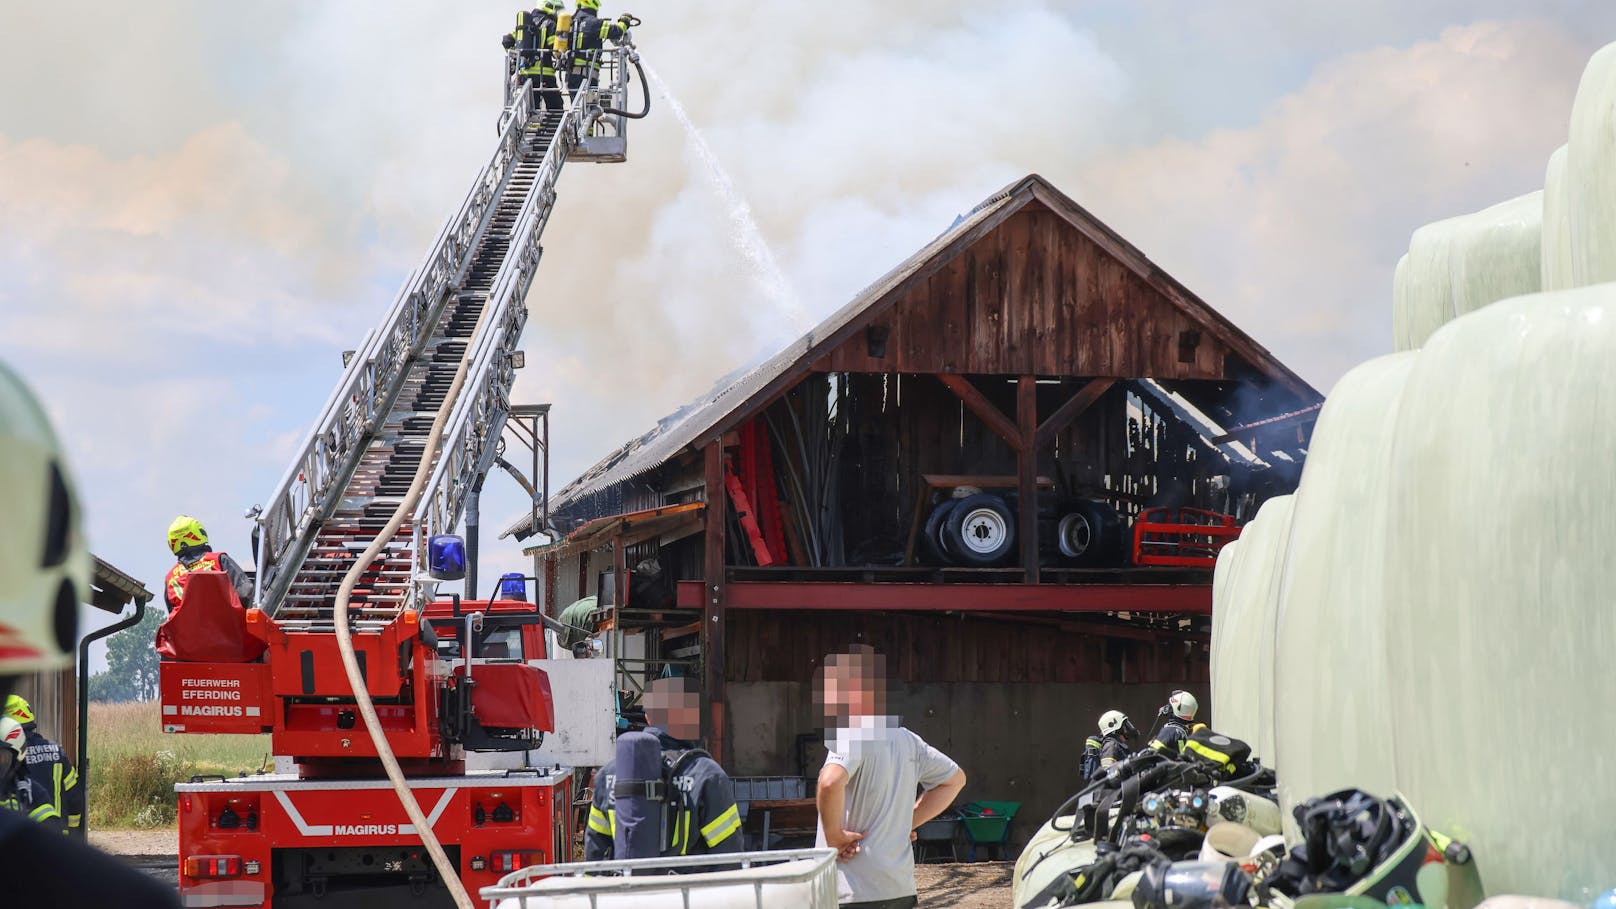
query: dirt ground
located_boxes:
[91,828,178,856]
[916,861,1014,908]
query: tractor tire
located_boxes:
[943,493,1017,567]
[1054,498,1123,567]
[922,500,960,566]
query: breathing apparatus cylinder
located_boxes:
[611,730,665,859]
[553,11,573,56]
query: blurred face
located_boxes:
[643,678,701,741]
[815,651,888,727]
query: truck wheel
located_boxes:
[943,494,1017,566]
[1056,499,1122,567]
[922,500,960,566]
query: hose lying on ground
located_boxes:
[331,299,493,909]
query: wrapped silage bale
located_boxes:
[1542,145,1574,291]
[1567,43,1616,287]
[1208,496,1292,761]
[1448,192,1542,317]
[1247,496,1292,768]
[1393,194,1543,350]
[1269,354,1413,838]
[1380,286,1616,900]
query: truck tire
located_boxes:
[922,500,960,566]
[1055,499,1122,567]
[943,493,1017,566]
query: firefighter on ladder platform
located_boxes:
[566,0,637,92]
[163,515,254,611]
[504,2,564,113]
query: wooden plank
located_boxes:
[935,374,1022,452]
[1016,376,1039,584]
[1036,378,1115,449]
[702,441,727,764]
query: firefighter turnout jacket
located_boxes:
[19,727,80,830]
[1147,718,1206,758]
[164,548,254,611]
[1,772,63,834]
[568,10,628,85]
[1082,733,1130,780]
[585,729,744,860]
[506,9,558,82]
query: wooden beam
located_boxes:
[1036,378,1115,449]
[675,579,1211,614]
[701,441,728,764]
[936,374,1023,452]
[1017,376,1039,583]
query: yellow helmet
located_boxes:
[3,695,31,726]
[167,515,209,555]
[576,0,600,10]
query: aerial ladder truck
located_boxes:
[154,32,647,909]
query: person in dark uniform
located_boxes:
[1082,709,1138,780]
[585,677,743,860]
[566,0,634,92]
[3,696,82,833]
[1145,690,1200,757]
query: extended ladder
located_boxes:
[254,50,633,631]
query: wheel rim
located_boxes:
[1057,512,1093,558]
[959,507,1010,555]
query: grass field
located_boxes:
[88,700,270,829]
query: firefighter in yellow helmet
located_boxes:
[566,0,636,92]
[0,358,179,905]
[503,1,565,113]
[0,717,60,833]
[2,696,81,832]
[164,515,254,611]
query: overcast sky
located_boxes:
[3,2,1611,645]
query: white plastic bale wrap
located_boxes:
[1392,194,1543,351]
[1208,496,1293,762]
[1567,44,1616,286]
[1448,193,1542,316]
[1541,145,1573,291]
[1269,354,1414,838]
[1381,287,1616,900]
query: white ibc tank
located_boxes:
[485,850,838,909]
[1209,495,1293,762]
[1269,354,1413,833]
[1380,286,1616,900]
[1393,194,1542,351]
[1567,44,1616,287]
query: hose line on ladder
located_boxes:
[331,300,493,909]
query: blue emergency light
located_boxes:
[497,572,528,602]
[427,534,467,581]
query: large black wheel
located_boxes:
[943,493,1017,566]
[1054,498,1123,567]
[922,500,960,566]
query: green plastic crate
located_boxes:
[957,800,1021,843]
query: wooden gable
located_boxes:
[818,199,1246,380]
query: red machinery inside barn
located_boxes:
[158,573,568,908]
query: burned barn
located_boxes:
[505,174,1321,845]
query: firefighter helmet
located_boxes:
[1169,690,1199,720]
[1098,709,1131,737]
[0,361,86,676]
[4,694,33,726]
[167,515,209,555]
[576,0,600,10]
[538,0,564,15]
[0,716,25,758]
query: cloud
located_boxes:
[1062,19,1594,383]
[1,3,1608,597]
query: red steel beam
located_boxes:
[675,580,1209,614]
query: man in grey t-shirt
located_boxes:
[815,647,967,908]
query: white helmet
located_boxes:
[1169,690,1199,720]
[0,361,88,676]
[1099,709,1129,736]
[0,715,24,777]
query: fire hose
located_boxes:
[331,301,493,909]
